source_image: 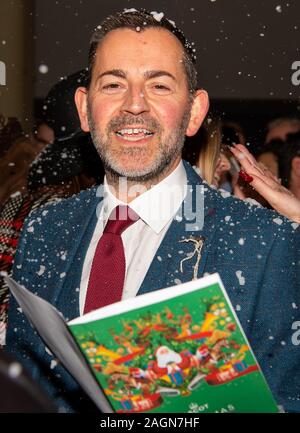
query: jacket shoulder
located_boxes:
[207,183,299,236]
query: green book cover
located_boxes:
[68,273,279,413]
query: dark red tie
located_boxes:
[84,205,139,314]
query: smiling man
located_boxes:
[6,10,300,413]
[75,18,208,194]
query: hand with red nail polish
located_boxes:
[239,170,253,183]
[230,144,300,223]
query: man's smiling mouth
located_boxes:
[115,127,154,142]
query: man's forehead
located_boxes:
[94,27,185,64]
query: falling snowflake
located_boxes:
[38,64,49,74]
[8,362,22,378]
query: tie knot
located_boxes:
[104,205,139,235]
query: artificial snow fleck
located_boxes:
[136,26,141,32]
[275,5,282,13]
[60,272,66,278]
[60,252,67,261]
[151,11,164,22]
[236,270,245,285]
[8,362,22,378]
[42,210,48,216]
[37,265,46,276]
[157,256,162,262]
[291,222,299,230]
[292,303,298,309]
[281,341,286,346]
[225,216,231,222]
[167,19,176,27]
[17,307,22,313]
[220,189,231,198]
[50,360,58,370]
[10,191,21,198]
[39,64,49,74]
[2,40,6,45]
[273,217,283,225]
[45,347,53,356]
[174,278,182,285]
[236,305,241,311]
[123,8,138,13]
[269,335,274,340]
[27,226,34,233]
[238,238,245,245]
[244,198,262,207]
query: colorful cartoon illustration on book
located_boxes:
[73,286,260,413]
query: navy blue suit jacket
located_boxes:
[6,161,300,412]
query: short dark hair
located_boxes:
[87,9,198,94]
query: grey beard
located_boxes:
[87,107,191,183]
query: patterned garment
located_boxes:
[0,181,83,346]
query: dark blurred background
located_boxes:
[0,0,300,149]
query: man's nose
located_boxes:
[121,86,150,115]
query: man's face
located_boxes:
[76,27,208,182]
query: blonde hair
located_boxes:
[197,118,221,184]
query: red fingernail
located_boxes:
[239,170,253,183]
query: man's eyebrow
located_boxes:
[96,69,126,81]
[96,69,176,82]
[144,70,176,81]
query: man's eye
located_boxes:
[152,84,171,94]
[102,83,123,93]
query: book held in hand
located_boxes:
[5,273,279,413]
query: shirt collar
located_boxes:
[101,160,187,234]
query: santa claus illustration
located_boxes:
[148,345,191,385]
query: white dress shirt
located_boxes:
[79,160,187,315]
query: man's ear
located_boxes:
[74,87,90,132]
[291,156,300,176]
[185,89,209,137]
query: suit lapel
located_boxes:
[52,189,103,319]
[138,162,217,295]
